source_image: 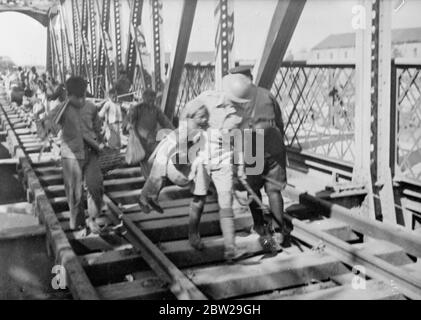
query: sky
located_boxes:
[0,0,420,67]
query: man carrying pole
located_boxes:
[46,76,106,234]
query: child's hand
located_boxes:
[237,165,247,181]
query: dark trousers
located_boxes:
[247,157,286,235]
[62,148,104,229]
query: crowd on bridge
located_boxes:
[1,65,291,263]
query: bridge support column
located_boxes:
[353,0,396,223]
[372,0,396,223]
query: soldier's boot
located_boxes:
[267,191,291,247]
[220,217,248,263]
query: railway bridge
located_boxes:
[0,0,420,301]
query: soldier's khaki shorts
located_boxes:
[191,162,233,199]
[247,157,287,193]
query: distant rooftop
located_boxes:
[313,27,421,50]
[165,51,215,65]
[164,51,254,66]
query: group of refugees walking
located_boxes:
[6,65,291,263]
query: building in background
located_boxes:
[309,27,421,64]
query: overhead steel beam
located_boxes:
[214,0,235,90]
[59,2,75,76]
[125,0,144,82]
[74,0,94,93]
[78,0,87,76]
[113,0,123,77]
[162,0,197,119]
[60,26,67,77]
[71,0,81,74]
[49,21,64,82]
[372,0,396,223]
[255,0,306,89]
[88,0,98,95]
[46,23,54,76]
[151,0,164,92]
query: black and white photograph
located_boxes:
[0,0,420,307]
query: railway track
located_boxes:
[1,93,421,300]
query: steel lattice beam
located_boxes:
[80,0,90,79]
[95,0,114,94]
[151,0,163,92]
[60,27,67,78]
[113,0,123,76]
[46,24,53,76]
[216,0,234,78]
[370,0,380,190]
[74,0,94,93]
[255,0,306,89]
[88,0,98,95]
[129,11,153,92]
[371,0,396,223]
[71,0,81,73]
[126,0,144,82]
[49,23,64,82]
[59,2,75,76]
[353,0,376,219]
[213,0,235,89]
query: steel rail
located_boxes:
[240,176,421,299]
[288,217,421,300]
[2,101,207,300]
[103,196,208,300]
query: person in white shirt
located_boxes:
[99,88,123,150]
[48,84,66,112]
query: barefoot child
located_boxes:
[138,101,209,213]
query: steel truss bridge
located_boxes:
[0,0,420,300]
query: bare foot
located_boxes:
[189,234,204,250]
[87,218,102,235]
[138,198,152,214]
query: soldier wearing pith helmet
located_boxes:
[187,73,253,262]
[229,65,290,252]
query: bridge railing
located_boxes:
[271,62,356,165]
[173,60,420,185]
[394,63,421,185]
[174,63,215,119]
